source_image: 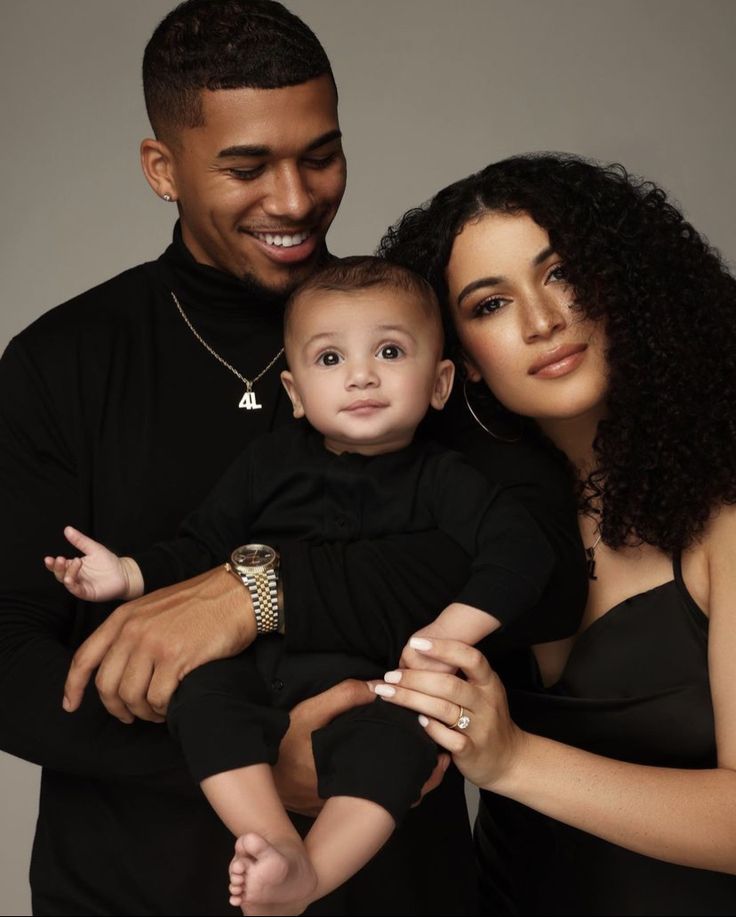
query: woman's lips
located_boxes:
[529,343,588,378]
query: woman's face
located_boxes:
[446,210,608,424]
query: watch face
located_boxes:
[231,544,277,570]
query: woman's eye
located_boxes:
[547,263,567,283]
[317,351,342,366]
[377,344,404,360]
[472,297,506,318]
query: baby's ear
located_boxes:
[280,371,306,418]
[430,359,455,411]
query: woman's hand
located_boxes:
[373,637,528,791]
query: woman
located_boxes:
[374,153,736,915]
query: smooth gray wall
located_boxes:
[1,2,735,914]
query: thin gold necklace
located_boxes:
[171,291,284,410]
[585,531,603,580]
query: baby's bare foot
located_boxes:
[228,832,317,916]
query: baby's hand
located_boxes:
[44,526,141,602]
[399,628,458,673]
[400,603,494,672]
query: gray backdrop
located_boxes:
[2,1,735,913]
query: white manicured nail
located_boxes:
[384,670,402,683]
[373,684,396,697]
[409,637,432,651]
[418,715,429,727]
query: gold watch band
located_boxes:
[225,562,283,634]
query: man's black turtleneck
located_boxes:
[0,227,472,916]
[0,226,585,915]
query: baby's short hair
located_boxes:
[284,255,442,340]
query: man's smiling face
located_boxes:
[165,74,346,294]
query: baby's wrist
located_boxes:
[120,557,144,599]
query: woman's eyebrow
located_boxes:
[457,277,502,306]
[532,245,555,266]
[456,245,557,305]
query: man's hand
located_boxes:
[412,752,451,807]
[273,679,374,817]
[272,678,451,818]
[63,566,256,723]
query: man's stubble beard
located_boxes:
[236,241,334,311]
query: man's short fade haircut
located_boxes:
[284,255,442,339]
[143,0,334,140]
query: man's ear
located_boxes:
[140,137,178,202]
[430,359,456,411]
[280,371,306,418]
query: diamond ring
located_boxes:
[451,706,471,730]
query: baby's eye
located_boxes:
[377,344,404,360]
[317,351,342,366]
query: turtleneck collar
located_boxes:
[156,221,285,325]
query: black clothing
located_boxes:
[280,422,588,670]
[0,225,585,915]
[476,555,736,916]
[139,422,555,647]
[144,422,554,820]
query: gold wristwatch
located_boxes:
[225,544,282,634]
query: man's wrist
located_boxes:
[220,564,258,645]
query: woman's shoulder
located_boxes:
[681,503,736,618]
[699,503,736,575]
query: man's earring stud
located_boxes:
[162,193,173,202]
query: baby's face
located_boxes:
[281,287,454,454]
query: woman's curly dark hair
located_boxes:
[378,153,736,554]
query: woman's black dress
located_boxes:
[477,555,736,916]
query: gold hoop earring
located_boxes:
[463,379,522,443]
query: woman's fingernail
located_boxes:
[62,696,71,712]
[373,684,396,697]
[409,637,432,651]
[384,670,402,684]
[418,714,429,727]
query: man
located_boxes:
[0,2,478,914]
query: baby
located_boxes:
[46,257,553,916]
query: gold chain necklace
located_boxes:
[171,291,284,410]
[585,531,603,580]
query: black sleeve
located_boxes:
[281,433,586,664]
[280,531,472,666]
[428,453,555,625]
[313,699,438,824]
[134,445,257,593]
[462,429,587,652]
[0,339,183,781]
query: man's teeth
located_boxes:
[254,230,311,248]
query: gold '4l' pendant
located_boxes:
[239,384,262,410]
